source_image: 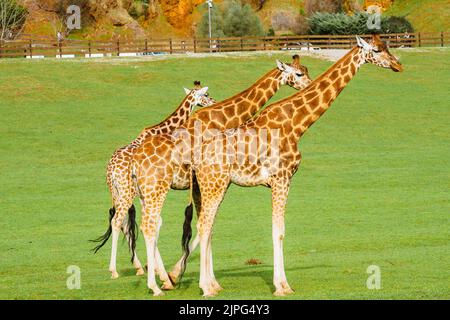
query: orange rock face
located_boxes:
[158,0,204,29]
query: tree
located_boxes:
[196,3,225,38]
[308,12,414,35]
[196,0,264,38]
[0,0,28,40]
[222,1,264,37]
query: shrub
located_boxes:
[129,1,148,19]
[381,16,414,33]
[308,12,414,35]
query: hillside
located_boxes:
[18,0,450,39]
[385,0,450,32]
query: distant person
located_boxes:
[57,32,64,42]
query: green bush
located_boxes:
[308,12,414,35]
[381,16,414,34]
[196,3,225,38]
[196,0,264,38]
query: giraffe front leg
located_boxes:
[271,179,294,296]
[199,227,216,297]
[141,210,165,296]
[143,230,163,296]
[196,172,228,297]
[154,217,174,290]
[207,232,223,292]
[139,180,171,296]
[169,188,202,284]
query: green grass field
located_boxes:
[0,48,449,299]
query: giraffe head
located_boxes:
[183,86,216,110]
[356,34,403,72]
[276,56,312,90]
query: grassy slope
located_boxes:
[0,49,449,299]
[385,0,450,32]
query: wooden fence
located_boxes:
[0,32,448,59]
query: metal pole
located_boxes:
[207,0,213,52]
[208,4,212,39]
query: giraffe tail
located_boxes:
[126,204,138,263]
[178,169,200,282]
[90,207,115,253]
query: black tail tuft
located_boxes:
[179,203,193,282]
[127,204,138,263]
[91,207,115,253]
[179,170,200,282]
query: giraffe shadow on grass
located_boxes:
[175,263,334,294]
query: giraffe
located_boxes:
[91,83,216,282]
[167,56,312,282]
[129,57,313,296]
[176,34,403,297]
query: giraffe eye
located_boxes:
[295,73,303,77]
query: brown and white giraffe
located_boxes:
[174,34,403,297]
[129,58,313,295]
[92,83,215,282]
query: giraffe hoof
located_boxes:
[136,268,145,276]
[201,285,219,297]
[202,291,218,298]
[273,287,294,296]
[110,271,119,279]
[273,290,286,296]
[212,282,223,292]
[152,290,165,297]
[161,281,175,291]
[168,272,178,285]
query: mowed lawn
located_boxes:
[0,49,449,299]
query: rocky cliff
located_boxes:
[19,0,399,39]
[21,0,214,38]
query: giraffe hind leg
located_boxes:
[122,204,145,276]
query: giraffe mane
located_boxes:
[257,46,360,109]
[191,68,281,114]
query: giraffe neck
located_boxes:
[236,68,283,117]
[188,68,282,131]
[285,47,364,140]
[133,95,194,145]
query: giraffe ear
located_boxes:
[198,86,209,95]
[276,59,286,71]
[184,88,191,95]
[356,36,372,51]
